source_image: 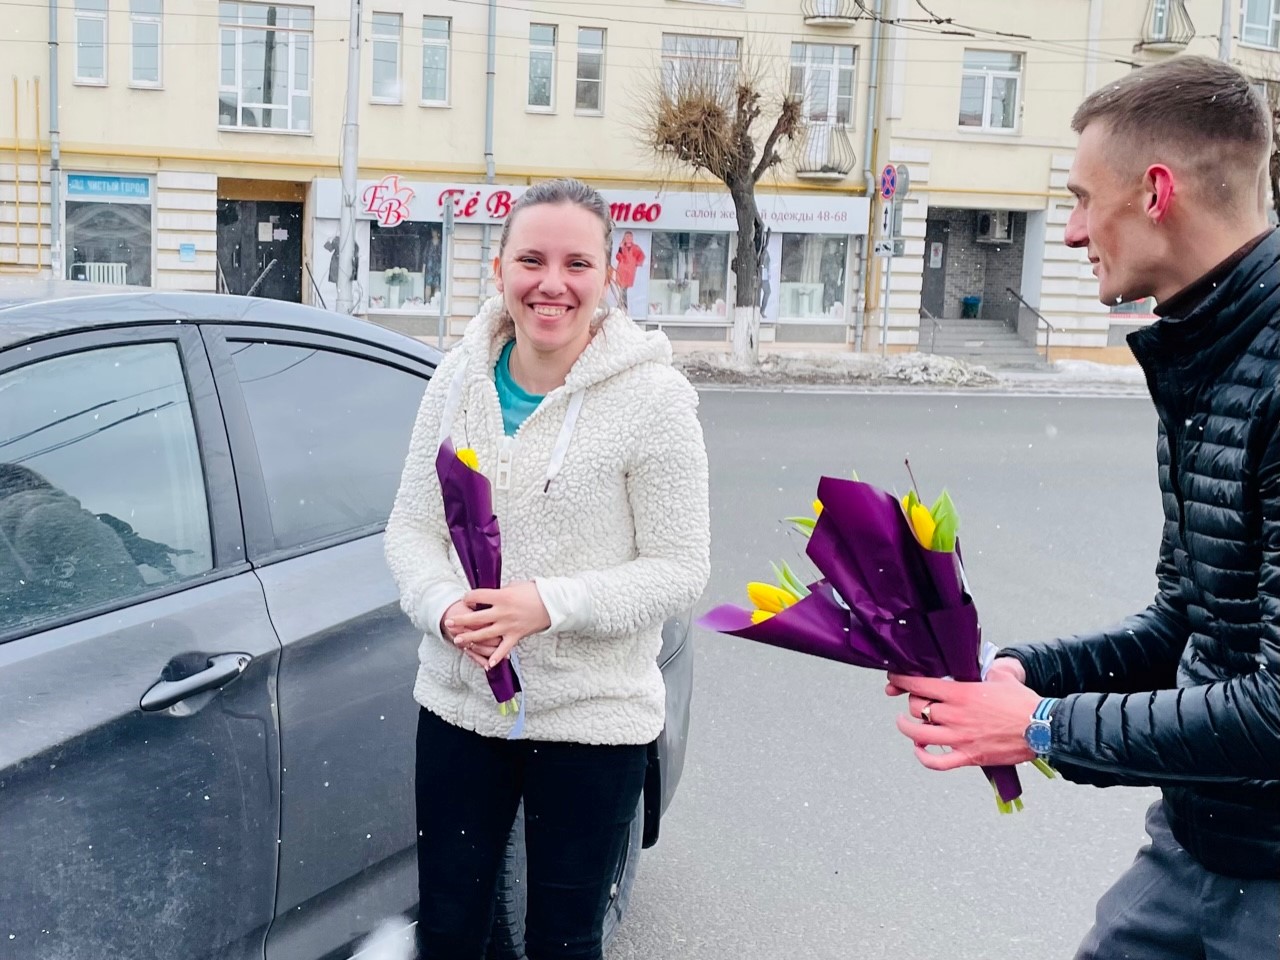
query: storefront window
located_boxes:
[779,234,847,320]
[648,232,729,319]
[65,174,153,286]
[368,220,444,311]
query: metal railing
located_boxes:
[800,0,862,23]
[1139,0,1194,50]
[1005,287,1057,363]
[795,122,857,180]
[918,305,941,354]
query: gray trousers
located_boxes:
[1076,801,1279,960]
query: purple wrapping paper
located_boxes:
[699,476,1022,806]
[435,438,520,704]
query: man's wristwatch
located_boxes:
[1024,697,1060,758]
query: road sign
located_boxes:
[874,240,893,258]
[895,163,911,198]
[879,164,897,200]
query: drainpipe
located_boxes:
[49,0,63,279]
[856,0,884,351]
[477,0,497,313]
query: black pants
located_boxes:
[415,707,648,960]
[1076,802,1280,960]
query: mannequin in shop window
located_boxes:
[423,229,443,307]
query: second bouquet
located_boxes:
[700,472,1034,813]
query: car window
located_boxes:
[228,342,427,551]
[0,342,214,633]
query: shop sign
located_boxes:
[67,174,151,201]
[320,178,868,234]
[361,175,416,227]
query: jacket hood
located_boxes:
[457,295,673,394]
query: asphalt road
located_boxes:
[610,390,1165,960]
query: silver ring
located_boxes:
[921,701,936,724]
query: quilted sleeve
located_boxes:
[1000,424,1188,697]
[1038,413,1280,786]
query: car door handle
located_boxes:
[140,653,252,712]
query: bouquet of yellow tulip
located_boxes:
[703,470,1045,813]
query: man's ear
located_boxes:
[1144,164,1176,224]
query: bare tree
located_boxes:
[639,53,802,362]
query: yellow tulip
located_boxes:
[456,447,480,471]
[747,581,796,614]
[812,499,824,517]
[909,502,937,547]
[751,609,775,624]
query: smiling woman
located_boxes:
[383,177,711,960]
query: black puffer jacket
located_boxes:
[1002,230,1280,880]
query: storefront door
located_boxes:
[217,200,303,301]
[921,219,948,319]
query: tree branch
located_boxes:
[752,100,801,184]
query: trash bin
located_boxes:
[960,295,982,318]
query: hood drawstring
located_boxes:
[544,390,584,493]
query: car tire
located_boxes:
[485,796,643,960]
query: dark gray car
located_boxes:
[0,293,693,960]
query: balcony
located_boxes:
[795,122,857,181]
[1136,0,1193,53]
[801,0,862,27]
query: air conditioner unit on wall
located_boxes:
[976,210,1012,244]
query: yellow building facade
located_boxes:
[1,0,1276,357]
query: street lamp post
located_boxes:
[337,0,362,314]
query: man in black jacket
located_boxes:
[888,56,1279,959]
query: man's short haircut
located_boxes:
[1072,56,1271,206]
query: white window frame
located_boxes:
[575,27,605,115]
[74,0,108,86]
[218,2,314,135]
[527,23,557,112]
[371,11,402,103]
[421,16,451,106]
[788,42,856,125]
[129,0,163,88]
[1241,0,1280,48]
[958,50,1022,133]
[660,34,740,100]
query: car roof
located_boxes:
[0,290,444,365]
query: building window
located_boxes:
[528,24,556,111]
[421,16,450,105]
[575,27,605,114]
[958,50,1021,131]
[65,174,153,287]
[218,2,313,133]
[1243,0,1280,47]
[1150,0,1171,39]
[648,232,730,318]
[661,34,740,98]
[130,0,162,87]
[788,43,855,124]
[74,0,107,85]
[368,221,446,313]
[371,12,401,102]
[779,235,847,320]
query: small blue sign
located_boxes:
[179,243,196,262]
[67,174,151,201]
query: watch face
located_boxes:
[1025,721,1052,755]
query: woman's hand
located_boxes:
[444,581,551,669]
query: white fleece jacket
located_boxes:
[384,296,711,745]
